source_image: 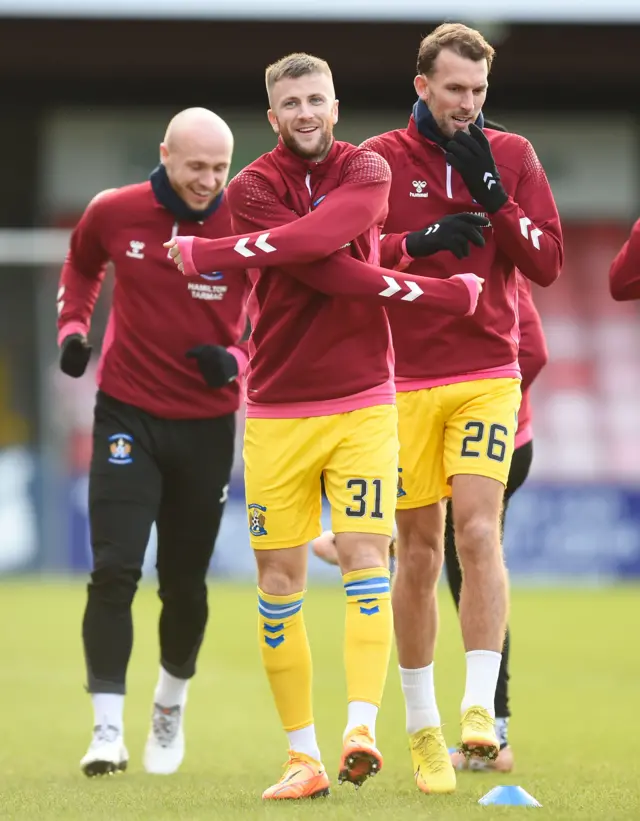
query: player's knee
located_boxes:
[89,562,141,604]
[454,513,501,561]
[396,511,443,554]
[334,532,389,574]
[158,573,208,604]
[254,546,307,595]
[256,557,303,595]
[397,542,442,589]
[394,526,443,588]
[259,567,304,596]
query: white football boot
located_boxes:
[80,724,128,777]
[143,703,185,775]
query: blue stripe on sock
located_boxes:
[258,597,303,619]
[344,576,389,590]
[258,596,303,611]
[345,582,389,597]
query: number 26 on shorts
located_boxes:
[460,421,508,462]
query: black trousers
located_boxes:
[443,440,533,719]
[83,391,235,694]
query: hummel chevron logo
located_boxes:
[263,623,284,633]
[483,172,496,190]
[519,217,542,250]
[56,285,65,316]
[423,224,439,235]
[234,233,276,257]
[379,277,401,297]
[379,275,424,302]
[403,283,424,301]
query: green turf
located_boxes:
[0,580,638,820]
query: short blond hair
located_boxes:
[417,23,495,76]
[265,52,333,99]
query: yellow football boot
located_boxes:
[459,706,500,761]
[409,726,456,794]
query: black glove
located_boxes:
[445,123,509,213]
[186,345,239,388]
[405,213,490,260]
[59,333,92,378]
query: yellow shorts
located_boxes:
[244,404,399,549]
[396,378,521,509]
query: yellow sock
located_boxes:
[258,588,314,732]
[343,567,393,706]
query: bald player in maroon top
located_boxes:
[360,24,562,793]
[58,108,250,780]
[165,53,484,801]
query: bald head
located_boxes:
[160,108,234,212]
[163,107,234,153]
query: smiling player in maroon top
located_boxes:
[360,24,563,793]
[165,53,485,801]
[58,108,250,780]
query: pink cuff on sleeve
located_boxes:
[453,273,482,317]
[227,345,249,377]
[394,237,415,271]
[175,236,198,276]
[58,321,88,347]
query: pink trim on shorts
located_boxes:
[395,361,521,392]
[246,378,396,419]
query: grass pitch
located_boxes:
[0,580,638,820]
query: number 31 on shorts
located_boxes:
[345,478,384,518]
